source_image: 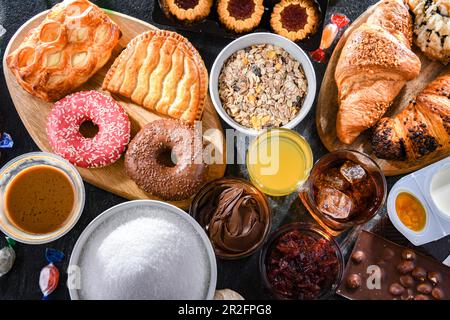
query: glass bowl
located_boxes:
[0,152,85,244]
[189,177,271,260]
[246,128,313,197]
[259,222,344,300]
[299,150,387,236]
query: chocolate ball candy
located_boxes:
[401,288,414,300]
[428,272,441,286]
[351,251,366,265]
[399,275,415,288]
[375,259,387,268]
[389,283,405,296]
[431,288,444,300]
[346,274,362,290]
[411,267,427,281]
[397,260,415,274]
[414,294,430,300]
[381,248,395,261]
[401,249,416,261]
[417,283,432,294]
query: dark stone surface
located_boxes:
[0,0,448,300]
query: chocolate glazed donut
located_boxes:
[125,119,208,201]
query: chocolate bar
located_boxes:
[337,230,450,300]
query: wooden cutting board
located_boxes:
[316,0,449,176]
[3,10,226,210]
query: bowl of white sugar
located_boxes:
[68,200,217,300]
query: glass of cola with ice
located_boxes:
[299,150,387,236]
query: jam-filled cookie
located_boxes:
[217,0,264,33]
[270,0,320,42]
[164,0,213,23]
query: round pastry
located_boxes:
[217,0,264,33]
[163,0,213,23]
[270,0,320,42]
[125,119,208,201]
[408,0,450,63]
[47,91,131,168]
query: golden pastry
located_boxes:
[372,70,450,161]
[6,0,121,102]
[408,0,450,63]
[335,0,421,145]
[270,0,320,42]
[102,30,208,124]
[217,0,264,33]
[163,0,213,23]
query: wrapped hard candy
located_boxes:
[0,133,13,150]
[331,13,350,29]
[310,13,350,63]
[0,237,16,277]
[39,248,64,300]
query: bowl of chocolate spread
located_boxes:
[190,177,271,259]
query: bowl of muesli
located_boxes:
[210,32,316,136]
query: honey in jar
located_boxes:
[395,192,426,232]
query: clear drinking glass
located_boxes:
[0,152,85,244]
[299,150,387,236]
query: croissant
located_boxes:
[335,0,421,144]
[372,70,450,161]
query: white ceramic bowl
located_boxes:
[0,152,85,244]
[68,200,217,300]
[210,32,317,136]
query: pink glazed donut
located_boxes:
[47,91,131,168]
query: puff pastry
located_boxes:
[102,30,208,124]
[6,0,121,102]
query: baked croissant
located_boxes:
[372,70,450,161]
[335,0,421,144]
[6,0,121,102]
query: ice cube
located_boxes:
[340,161,367,184]
[316,168,350,191]
[350,178,374,208]
[316,187,354,219]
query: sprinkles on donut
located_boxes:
[46,91,131,168]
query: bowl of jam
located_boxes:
[0,152,85,244]
[299,150,387,236]
[260,222,344,300]
[189,177,271,260]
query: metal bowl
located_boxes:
[68,200,217,300]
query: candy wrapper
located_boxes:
[0,25,5,57]
[310,13,350,63]
[39,248,64,300]
[0,133,14,149]
[0,237,16,277]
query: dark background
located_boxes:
[0,0,449,300]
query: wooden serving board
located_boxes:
[316,1,449,176]
[3,10,226,210]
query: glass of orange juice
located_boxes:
[246,129,313,197]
